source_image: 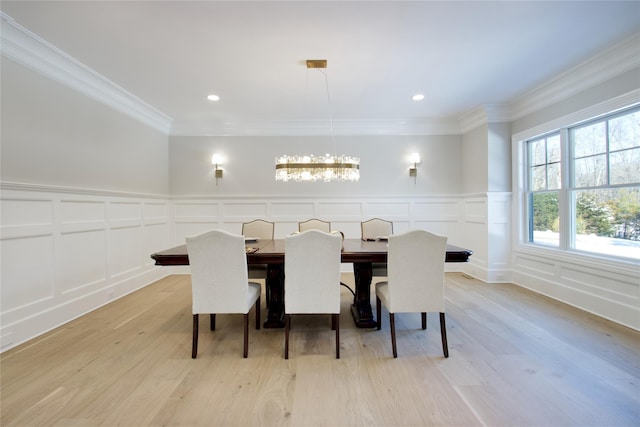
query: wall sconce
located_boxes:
[211,154,223,185]
[409,153,421,177]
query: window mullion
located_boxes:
[559,128,572,251]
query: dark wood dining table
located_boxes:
[150,238,472,328]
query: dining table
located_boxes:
[150,238,472,328]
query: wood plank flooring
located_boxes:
[1,273,639,426]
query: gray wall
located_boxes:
[1,59,169,195]
[461,124,488,194]
[169,135,463,196]
[488,122,512,193]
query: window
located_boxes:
[528,133,561,247]
[525,107,640,260]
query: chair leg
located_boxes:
[389,313,397,358]
[334,313,340,359]
[376,296,382,330]
[192,314,199,359]
[210,314,216,331]
[255,296,261,330]
[422,312,427,330]
[284,314,291,359]
[440,312,449,358]
[243,313,249,358]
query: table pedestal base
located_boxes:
[262,261,378,329]
[263,264,285,328]
[351,262,377,328]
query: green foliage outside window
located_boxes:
[612,189,640,240]
[576,193,614,236]
[532,192,559,232]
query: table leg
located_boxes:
[351,262,377,328]
[264,263,285,328]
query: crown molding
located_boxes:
[169,117,463,136]
[458,104,511,133]
[509,32,640,121]
[512,88,640,143]
[460,33,640,133]
[2,10,637,137]
[0,12,172,134]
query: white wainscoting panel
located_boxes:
[271,201,315,218]
[171,196,475,276]
[59,229,107,293]
[513,248,640,330]
[1,235,55,309]
[363,202,410,218]
[223,202,269,218]
[462,195,488,280]
[0,183,170,352]
[316,202,362,218]
[486,192,512,282]
[109,226,142,280]
[1,198,53,227]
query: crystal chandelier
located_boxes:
[275,154,360,182]
[275,60,360,182]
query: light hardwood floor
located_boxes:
[1,273,639,426]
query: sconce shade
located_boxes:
[212,154,223,182]
[409,153,420,178]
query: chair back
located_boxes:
[361,218,393,239]
[298,218,331,233]
[242,219,274,240]
[186,229,251,314]
[285,230,342,314]
[386,230,447,313]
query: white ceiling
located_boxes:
[2,1,639,135]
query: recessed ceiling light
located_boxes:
[412,94,425,101]
[207,94,220,101]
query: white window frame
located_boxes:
[513,90,640,268]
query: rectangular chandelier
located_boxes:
[275,155,360,182]
[275,60,360,183]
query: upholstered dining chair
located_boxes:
[361,218,393,240]
[361,218,394,277]
[186,229,261,359]
[242,219,275,305]
[284,230,342,359]
[298,218,331,233]
[242,219,274,242]
[375,229,449,358]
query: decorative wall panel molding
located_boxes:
[3,185,636,350]
[0,184,170,352]
[513,248,639,331]
[170,196,470,246]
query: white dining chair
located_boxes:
[361,218,393,240]
[242,219,275,305]
[298,218,331,233]
[375,229,449,358]
[242,219,274,242]
[361,218,393,276]
[186,229,261,358]
[284,230,342,359]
